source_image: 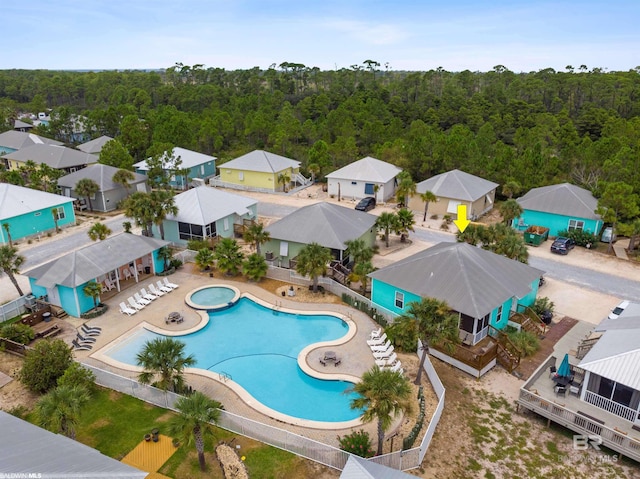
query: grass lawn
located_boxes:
[26,386,329,479]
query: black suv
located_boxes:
[355,197,376,212]
[550,237,575,255]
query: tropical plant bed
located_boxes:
[81,304,108,319]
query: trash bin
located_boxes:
[144,266,151,274]
[42,312,52,322]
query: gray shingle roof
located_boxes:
[265,202,377,250]
[0,183,74,221]
[133,147,216,170]
[3,144,98,169]
[369,242,544,318]
[166,186,257,225]
[516,183,600,219]
[57,163,148,191]
[220,149,300,173]
[77,135,114,154]
[340,455,415,479]
[416,169,498,201]
[0,130,63,150]
[27,233,168,288]
[325,157,402,183]
[0,411,147,478]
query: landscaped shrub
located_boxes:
[58,362,97,395]
[0,323,35,344]
[532,297,555,317]
[506,329,540,357]
[20,339,73,393]
[385,315,418,352]
[169,258,183,270]
[557,229,598,247]
[341,293,388,326]
[403,386,426,450]
[186,239,211,251]
[338,429,375,458]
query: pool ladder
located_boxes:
[219,371,232,382]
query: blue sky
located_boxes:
[4,0,639,72]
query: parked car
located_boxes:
[355,197,376,212]
[601,227,617,244]
[550,237,575,255]
[608,300,630,320]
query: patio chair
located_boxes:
[76,333,96,343]
[134,292,152,306]
[367,333,388,347]
[141,287,160,301]
[119,302,137,316]
[554,385,567,397]
[375,352,397,368]
[72,339,92,351]
[370,339,392,352]
[81,323,102,333]
[123,268,131,280]
[148,284,166,297]
[163,277,179,289]
[157,280,173,294]
[80,325,100,336]
[549,365,557,378]
[372,346,395,360]
[569,383,582,397]
[102,279,114,291]
[127,297,146,311]
[129,265,137,278]
[370,327,382,339]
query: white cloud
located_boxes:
[324,19,409,45]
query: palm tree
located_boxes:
[420,191,437,222]
[344,238,375,265]
[243,223,271,254]
[395,171,416,207]
[74,178,100,212]
[498,199,523,226]
[169,391,222,471]
[150,190,178,240]
[157,245,174,271]
[399,298,459,385]
[501,180,521,199]
[394,208,415,242]
[213,238,244,276]
[347,261,374,295]
[307,163,320,183]
[277,171,291,192]
[492,233,529,263]
[87,222,111,241]
[51,208,61,233]
[2,222,12,247]
[122,221,132,234]
[194,248,215,271]
[0,245,25,296]
[295,242,332,293]
[123,192,155,236]
[36,385,90,439]
[376,212,398,248]
[242,253,268,282]
[82,281,103,310]
[348,366,413,456]
[112,168,135,194]
[136,337,195,393]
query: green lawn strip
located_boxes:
[243,445,307,479]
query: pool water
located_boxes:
[107,297,361,423]
[189,286,236,306]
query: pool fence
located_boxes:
[82,349,445,471]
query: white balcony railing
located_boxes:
[583,390,638,423]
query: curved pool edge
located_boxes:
[185,284,241,310]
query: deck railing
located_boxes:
[583,390,638,423]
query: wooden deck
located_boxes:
[121,433,177,477]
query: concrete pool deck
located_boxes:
[75,269,404,446]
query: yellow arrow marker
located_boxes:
[453,204,470,233]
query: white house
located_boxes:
[325,157,402,202]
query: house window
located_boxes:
[223,218,229,230]
[279,241,289,257]
[238,172,244,181]
[568,219,585,231]
[395,292,404,309]
[477,313,490,333]
[364,183,374,195]
[447,200,461,214]
[53,207,65,220]
[496,305,503,322]
[200,165,205,175]
[178,222,212,241]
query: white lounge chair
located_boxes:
[156,280,173,294]
[372,346,394,360]
[127,297,145,311]
[375,352,398,368]
[80,325,100,337]
[370,327,382,339]
[81,323,102,333]
[163,277,179,289]
[102,279,114,291]
[130,265,137,278]
[367,333,388,347]
[386,361,403,373]
[370,340,392,352]
[119,302,137,316]
[140,288,158,302]
[134,292,152,306]
[148,284,166,297]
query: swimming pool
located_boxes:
[105,296,362,424]
[186,285,240,310]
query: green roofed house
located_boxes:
[154,186,258,246]
[514,183,603,237]
[212,149,309,192]
[263,202,377,270]
[369,242,544,377]
[26,233,169,317]
[0,411,147,479]
[0,183,76,244]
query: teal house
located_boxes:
[369,242,543,347]
[514,183,603,237]
[0,183,76,244]
[133,147,217,190]
[154,186,257,246]
[26,233,169,317]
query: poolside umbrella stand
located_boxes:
[557,353,571,378]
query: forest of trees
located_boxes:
[0,63,639,210]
